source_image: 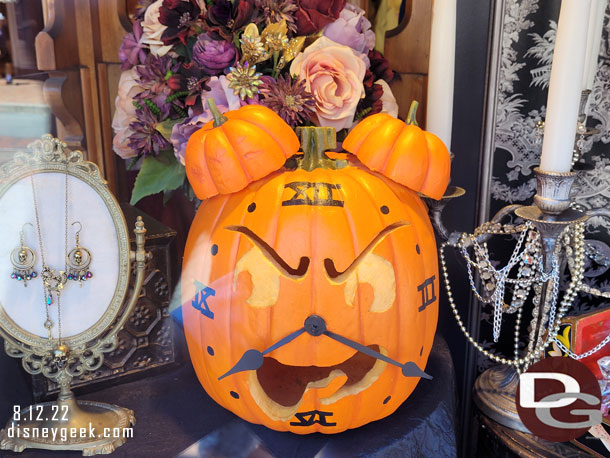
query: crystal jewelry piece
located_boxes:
[10,223,37,286]
[66,221,92,285]
[441,221,586,372]
[30,160,69,342]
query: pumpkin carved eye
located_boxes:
[234,247,280,308]
[324,221,407,313]
[342,253,396,313]
[229,225,310,308]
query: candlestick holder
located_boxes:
[437,165,596,433]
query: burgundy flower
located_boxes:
[158,0,202,45]
[355,69,384,118]
[294,0,345,35]
[257,0,298,34]
[368,49,395,84]
[259,74,315,127]
[119,21,147,70]
[206,0,258,41]
[128,106,171,157]
[192,34,237,75]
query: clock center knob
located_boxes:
[304,315,326,336]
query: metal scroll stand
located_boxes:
[0,217,149,455]
[423,89,605,433]
[0,136,151,455]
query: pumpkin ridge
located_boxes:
[201,195,233,405]
[236,105,299,158]
[380,123,408,172]
[342,170,377,431]
[203,130,249,194]
[229,188,265,425]
[217,127,253,183]
[420,132,451,199]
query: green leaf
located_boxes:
[130,150,186,206]
[155,118,184,141]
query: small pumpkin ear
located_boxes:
[343,102,451,200]
[185,102,300,200]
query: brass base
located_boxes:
[0,399,135,456]
[472,365,531,433]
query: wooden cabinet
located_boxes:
[36,0,132,198]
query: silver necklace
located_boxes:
[30,162,69,343]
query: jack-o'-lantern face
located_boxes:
[182,153,440,433]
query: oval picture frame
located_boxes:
[0,135,130,350]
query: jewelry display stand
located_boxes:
[0,135,149,455]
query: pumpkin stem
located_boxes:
[207,98,228,127]
[296,127,347,171]
[407,100,419,126]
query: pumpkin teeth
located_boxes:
[248,346,388,422]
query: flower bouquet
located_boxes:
[112,0,398,205]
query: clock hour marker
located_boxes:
[230,391,240,399]
[417,276,436,312]
[290,410,336,427]
[211,244,218,256]
[383,396,391,405]
[207,346,214,356]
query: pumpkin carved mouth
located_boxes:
[247,346,387,421]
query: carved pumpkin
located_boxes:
[343,102,451,200]
[185,100,300,200]
[182,126,445,433]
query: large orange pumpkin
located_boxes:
[182,126,443,433]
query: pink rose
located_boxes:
[141,0,172,56]
[112,126,137,159]
[290,36,366,130]
[112,68,144,159]
[112,68,144,131]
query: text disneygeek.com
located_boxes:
[5,423,134,442]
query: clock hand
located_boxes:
[218,315,431,381]
[217,327,306,380]
[323,330,432,379]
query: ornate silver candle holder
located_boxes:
[436,165,597,432]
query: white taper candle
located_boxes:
[540,0,592,173]
[426,0,456,150]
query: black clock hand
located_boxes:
[323,330,432,379]
[218,315,431,381]
[217,327,306,380]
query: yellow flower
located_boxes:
[278,36,306,70]
[261,20,289,53]
[240,23,268,64]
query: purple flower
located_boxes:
[170,114,212,165]
[119,21,147,70]
[323,4,375,65]
[128,106,171,157]
[192,34,237,75]
[171,75,242,163]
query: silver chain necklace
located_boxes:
[30,162,69,343]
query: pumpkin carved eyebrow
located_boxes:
[226,225,311,278]
[324,221,410,283]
